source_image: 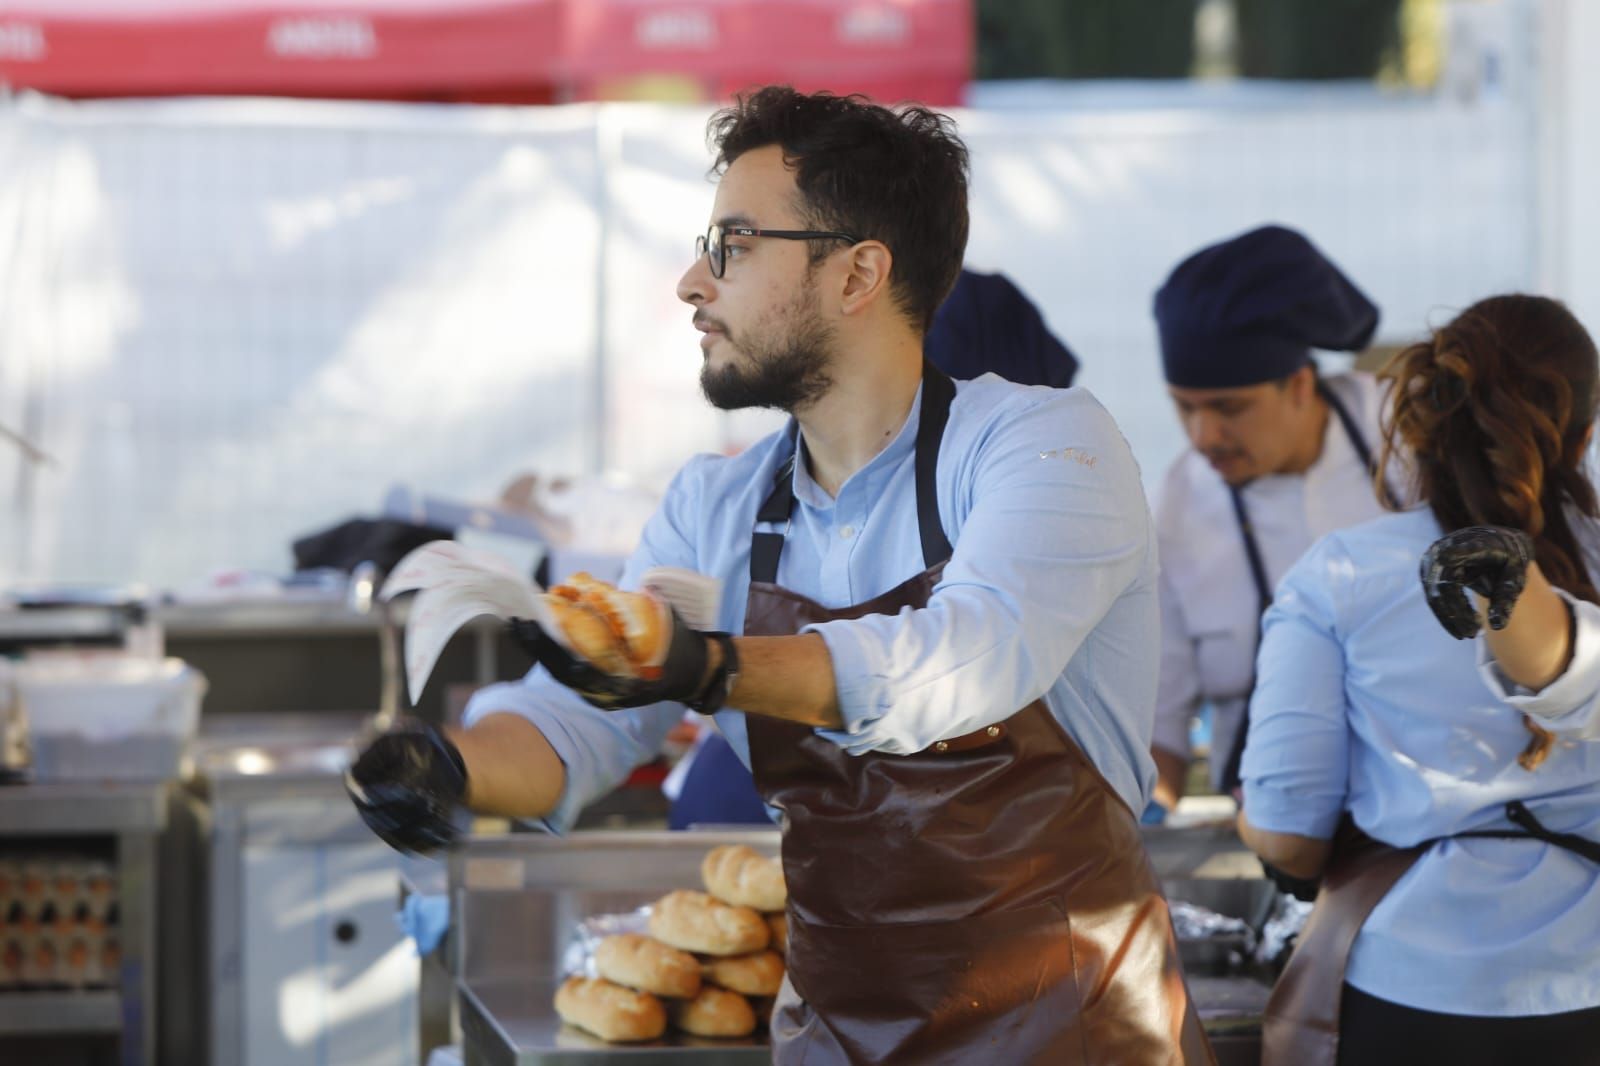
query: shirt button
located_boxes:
[839,525,856,540]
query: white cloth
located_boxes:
[1153,371,1390,787]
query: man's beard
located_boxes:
[699,290,835,413]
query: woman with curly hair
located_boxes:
[1236,294,1600,1066]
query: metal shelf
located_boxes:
[0,606,131,642]
[0,780,170,835]
[0,989,121,1035]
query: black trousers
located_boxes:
[1338,983,1600,1066]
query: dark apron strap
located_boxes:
[1442,800,1600,864]
[749,362,955,586]
[1218,486,1271,793]
[1318,379,1398,510]
[914,365,956,566]
[1220,380,1391,793]
[749,442,797,587]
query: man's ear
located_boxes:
[1288,363,1319,407]
[838,241,893,317]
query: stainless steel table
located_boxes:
[450,827,1275,1066]
[452,831,781,1066]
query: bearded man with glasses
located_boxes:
[348,85,1213,1065]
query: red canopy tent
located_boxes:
[560,0,971,106]
[0,0,969,105]
[0,0,564,102]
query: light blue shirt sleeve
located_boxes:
[805,392,1154,755]
[1476,589,1600,738]
[1240,536,1351,840]
[460,460,710,834]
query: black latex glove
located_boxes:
[1419,526,1536,640]
[345,722,467,855]
[509,612,712,710]
[1261,862,1321,903]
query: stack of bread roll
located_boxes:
[553,844,789,1043]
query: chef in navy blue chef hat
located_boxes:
[667,268,1079,831]
[1146,224,1389,825]
[1153,223,1379,487]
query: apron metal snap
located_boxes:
[985,726,1001,737]
[934,740,950,753]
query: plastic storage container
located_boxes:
[16,656,206,781]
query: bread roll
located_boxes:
[766,912,787,955]
[704,950,785,997]
[701,845,787,912]
[595,934,700,998]
[553,976,667,1042]
[548,574,671,678]
[669,985,757,1038]
[648,890,768,957]
[545,597,633,676]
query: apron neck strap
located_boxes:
[750,362,955,586]
[1317,378,1398,509]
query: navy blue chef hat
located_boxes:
[926,269,1079,388]
[1154,225,1379,389]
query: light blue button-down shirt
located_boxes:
[464,374,1160,832]
[1243,506,1600,1016]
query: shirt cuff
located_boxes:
[1475,588,1600,721]
[1241,781,1343,840]
[802,618,902,755]
[462,685,587,836]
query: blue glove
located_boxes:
[396,893,450,956]
[1140,800,1170,826]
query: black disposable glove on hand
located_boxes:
[509,612,715,711]
[1419,526,1536,639]
[1261,861,1321,903]
[346,721,467,855]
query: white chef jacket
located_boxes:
[1153,371,1390,790]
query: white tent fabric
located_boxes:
[0,73,1540,587]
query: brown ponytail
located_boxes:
[1378,294,1600,770]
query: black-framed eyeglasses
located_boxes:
[694,224,860,279]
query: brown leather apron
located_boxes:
[1259,825,1425,1066]
[744,364,1214,1065]
[1262,803,1600,1066]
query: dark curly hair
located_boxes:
[1379,294,1600,769]
[707,86,970,333]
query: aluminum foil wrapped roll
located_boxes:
[1254,894,1314,968]
[1168,899,1256,951]
[560,906,653,978]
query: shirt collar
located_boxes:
[790,380,925,510]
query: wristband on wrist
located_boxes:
[687,633,739,714]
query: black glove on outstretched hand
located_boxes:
[346,721,468,855]
[1419,526,1536,640]
[509,613,731,712]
